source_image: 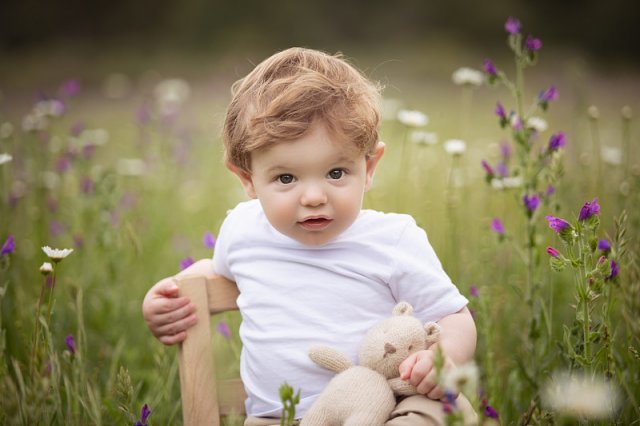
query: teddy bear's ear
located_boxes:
[424,322,441,346]
[392,302,413,316]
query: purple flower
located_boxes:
[135,403,151,426]
[495,102,507,120]
[481,160,495,177]
[469,286,479,298]
[505,17,521,34]
[546,246,560,258]
[525,35,543,52]
[496,162,509,178]
[500,142,512,159]
[60,79,81,98]
[546,185,555,197]
[578,198,600,221]
[548,132,566,151]
[217,321,232,338]
[80,176,94,195]
[491,218,505,235]
[203,232,216,249]
[598,239,611,252]
[65,334,76,354]
[483,58,498,76]
[180,257,195,271]
[539,86,558,102]
[546,215,571,233]
[606,260,619,281]
[523,194,540,212]
[484,405,499,419]
[1,235,15,256]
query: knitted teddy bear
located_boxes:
[300,302,441,426]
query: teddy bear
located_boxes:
[299,302,441,426]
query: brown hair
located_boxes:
[223,47,381,172]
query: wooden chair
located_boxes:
[175,273,246,426]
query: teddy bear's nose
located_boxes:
[384,343,396,354]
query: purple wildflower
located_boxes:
[523,194,540,212]
[470,286,479,298]
[484,405,499,419]
[80,176,94,195]
[70,121,85,137]
[539,86,558,102]
[56,156,72,173]
[598,239,611,252]
[546,246,560,258]
[548,132,566,151]
[483,58,498,76]
[578,198,600,221]
[505,17,521,34]
[481,160,495,177]
[495,102,507,119]
[496,162,509,178]
[65,334,76,354]
[1,235,15,256]
[180,257,195,271]
[134,403,151,426]
[546,185,555,197]
[546,215,571,233]
[525,35,543,52]
[60,79,81,98]
[217,321,232,338]
[500,142,512,159]
[491,218,505,235]
[203,232,216,249]
[606,260,619,281]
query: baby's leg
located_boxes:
[385,394,477,426]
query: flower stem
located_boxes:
[46,264,57,324]
[30,275,48,373]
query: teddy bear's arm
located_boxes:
[387,377,418,396]
[308,345,354,374]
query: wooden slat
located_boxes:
[218,378,248,416]
[176,275,221,426]
[204,275,240,314]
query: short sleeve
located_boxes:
[388,220,468,323]
[212,209,235,281]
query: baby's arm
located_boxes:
[142,259,214,345]
[398,306,476,399]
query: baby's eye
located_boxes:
[327,169,344,180]
[277,174,295,184]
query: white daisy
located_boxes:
[542,372,620,419]
[397,109,429,127]
[452,67,485,86]
[42,246,74,262]
[526,116,548,132]
[601,146,622,166]
[0,153,12,165]
[443,139,467,155]
[410,130,438,146]
[442,362,479,394]
[40,262,53,275]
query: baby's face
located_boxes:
[234,121,384,246]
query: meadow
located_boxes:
[1,18,639,425]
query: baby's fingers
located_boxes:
[153,312,198,339]
[158,331,188,346]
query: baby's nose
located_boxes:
[300,183,327,206]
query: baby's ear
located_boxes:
[392,302,413,316]
[226,162,257,199]
[424,322,441,346]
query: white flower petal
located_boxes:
[397,109,429,127]
[443,139,467,155]
[452,67,485,86]
[42,246,74,260]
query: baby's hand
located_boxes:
[142,277,198,345]
[398,349,456,400]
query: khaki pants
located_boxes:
[244,393,477,426]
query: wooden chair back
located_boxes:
[175,274,246,426]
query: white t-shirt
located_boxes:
[213,199,468,418]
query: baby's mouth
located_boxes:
[299,217,332,231]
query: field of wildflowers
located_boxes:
[1,18,639,425]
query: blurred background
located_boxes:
[1,1,639,424]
